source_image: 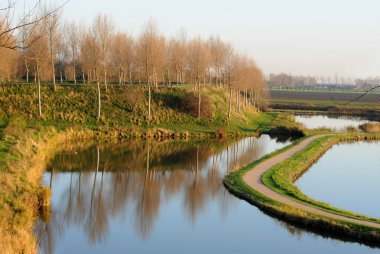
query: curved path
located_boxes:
[243,135,380,229]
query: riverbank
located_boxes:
[224,133,380,244]
[0,117,96,254]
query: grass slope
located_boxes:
[0,83,295,137]
[0,117,94,253]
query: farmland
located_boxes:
[270,89,380,104]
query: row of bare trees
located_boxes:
[1,2,267,121]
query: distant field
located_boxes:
[270,88,380,95]
[270,89,380,104]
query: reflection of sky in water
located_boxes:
[297,141,380,218]
[295,115,374,130]
[35,136,379,254]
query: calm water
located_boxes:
[295,114,374,130]
[297,141,380,218]
[36,136,380,254]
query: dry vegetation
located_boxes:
[359,123,380,133]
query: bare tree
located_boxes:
[44,6,61,90]
[0,0,67,50]
[66,21,79,83]
[27,21,48,117]
[94,14,114,91]
[208,35,228,86]
[110,32,134,84]
[84,24,102,119]
[138,19,165,123]
[170,29,187,85]
[187,37,210,118]
[0,46,19,82]
[224,45,237,121]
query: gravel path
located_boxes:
[243,135,380,228]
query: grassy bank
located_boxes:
[0,117,95,254]
[224,133,380,244]
[0,83,296,138]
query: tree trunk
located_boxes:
[154,70,158,91]
[228,87,232,121]
[36,63,42,118]
[245,90,248,107]
[198,80,201,119]
[25,60,29,83]
[60,65,63,83]
[168,69,171,87]
[73,62,77,84]
[138,69,141,85]
[104,66,108,91]
[235,90,239,112]
[50,48,56,91]
[148,81,151,124]
[97,81,101,120]
[129,67,132,85]
[52,62,56,90]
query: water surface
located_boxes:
[36,135,380,254]
[295,114,374,131]
[297,141,380,218]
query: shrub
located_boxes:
[181,92,212,118]
[344,126,358,133]
[267,126,305,138]
[215,128,228,139]
[359,123,380,133]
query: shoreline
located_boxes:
[224,133,380,244]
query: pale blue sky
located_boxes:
[38,0,380,78]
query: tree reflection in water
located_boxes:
[35,135,290,253]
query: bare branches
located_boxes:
[342,85,380,106]
[0,0,69,50]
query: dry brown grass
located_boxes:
[360,123,380,133]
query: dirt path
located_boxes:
[243,135,380,228]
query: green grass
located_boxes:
[224,133,380,244]
[0,83,296,138]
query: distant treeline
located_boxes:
[268,73,380,90]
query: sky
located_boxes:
[21,0,380,79]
